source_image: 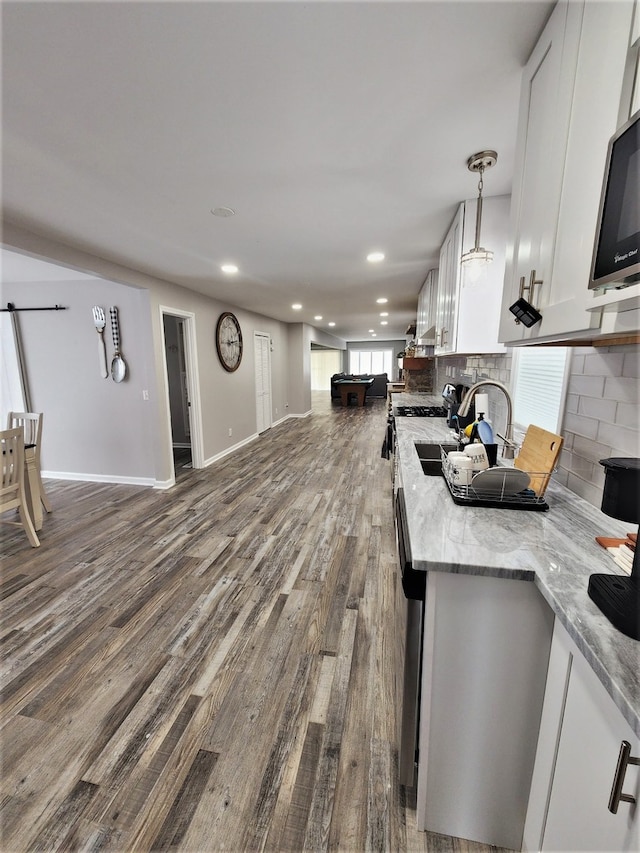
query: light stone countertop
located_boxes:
[392,392,640,737]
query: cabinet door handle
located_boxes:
[518,269,543,304]
[608,740,639,814]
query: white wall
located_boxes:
[2,225,308,486]
[1,278,157,484]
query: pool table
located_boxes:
[334,378,375,407]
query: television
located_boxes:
[589,109,640,290]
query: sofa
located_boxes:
[330,373,389,400]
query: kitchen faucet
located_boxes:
[457,380,517,459]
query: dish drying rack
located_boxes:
[440,446,549,511]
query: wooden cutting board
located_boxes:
[514,424,564,497]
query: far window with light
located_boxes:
[349,349,394,376]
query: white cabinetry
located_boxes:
[416,572,554,849]
[524,619,639,852]
[435,195,509,355]
[435,204,462,354]
[499,0,637,345]
[416,268,438,343]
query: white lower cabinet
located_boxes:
[416,572,554,849]
[524,619,640,852]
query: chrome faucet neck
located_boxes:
[457,380,515,458]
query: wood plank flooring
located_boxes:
[1,393,511,853]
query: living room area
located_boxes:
[310,340,403,400]
[310,340,437,402]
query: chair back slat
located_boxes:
[0,426,40,546]
[7,412,43,447]
[0,427,24,502]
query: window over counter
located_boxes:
[349,349,393,376]
[512,346,570,435]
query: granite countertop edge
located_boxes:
[392,392,640,738]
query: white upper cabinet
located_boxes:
[435,204,463,354]
[416,268,438,343]
[436,196,509,355]
[499,0,637,345]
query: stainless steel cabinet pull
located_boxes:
[608,740,639,814]
[518,269,544,305]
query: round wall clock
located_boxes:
[215,311,243,372]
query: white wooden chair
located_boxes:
[7,411,52,530]
[0,427,40,547]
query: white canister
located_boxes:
[464,443,489,471]
[450,455,473,485]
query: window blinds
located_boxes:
[512,347,569,434]
[349,349,393,376]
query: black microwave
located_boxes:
[589,109,640,290]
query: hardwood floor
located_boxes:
[1,393,510,852]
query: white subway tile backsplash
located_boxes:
[572,434,612,463]
[578,396,617,421]
[570,353,585,372]
[616,401,639,429]
[560,448,596,480]
[622,350,639,378]
[567,374,605,397]
[563,412,599,440]
[583,351,624,376]
[566,471,606,508]
[565,393,579,414]
[597,421,640,456]
[602,375,639,403]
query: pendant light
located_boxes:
[461,150,497,269]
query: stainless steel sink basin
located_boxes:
[414,442,458,475]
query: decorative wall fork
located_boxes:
[92,306,108,379]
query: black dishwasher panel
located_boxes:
[396,488,426,601]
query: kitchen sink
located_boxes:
[414,442,458,475]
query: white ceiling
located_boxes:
[1,1,554,342]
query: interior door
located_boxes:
[254,332,272,434]
[163,314,192,466]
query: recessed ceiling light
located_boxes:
[221,263,238,274]
[367,251,385,263]
[292,303,302,310]
[376,297,388,304]
[314,315,323,321]
[381,321,388,326]
[368,329,374,333]
[380,312,388,317]
[211,207,236,217]
[371,333,377,337]
[328,322,336,327]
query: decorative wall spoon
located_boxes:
[109,306,127,382]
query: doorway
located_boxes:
[254,331,272,434]
[160,307,202,482]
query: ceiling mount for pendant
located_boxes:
[467,150,498,173]
[461,149,498,273]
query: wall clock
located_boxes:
[215,311,243,372]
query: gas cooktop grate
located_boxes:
[395,405,448,418]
